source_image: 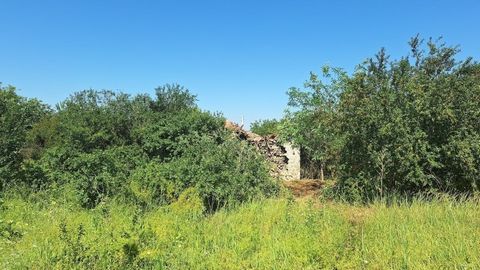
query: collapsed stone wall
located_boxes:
[225,120,300,180]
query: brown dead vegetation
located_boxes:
[282,179,324,198]
[282,179,375,225]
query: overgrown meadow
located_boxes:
[1,192,479,269]
[1,37,479,269]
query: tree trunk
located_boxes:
[320,162,324,182]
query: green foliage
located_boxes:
[0,218,24,241]
[137,109,224,161]
[152,83,198,112]
[1,195,479,269]
[22,145,147,207]
[65,146,148,208]
[250,119,280,136]
[163,134,279,211]
[1,84,276,211]
[51,90,151,152]
[169,187,205,218]
[0,85,49,190]
[336,37,480,199]
[284,37,480,200]
[282,67,346,180]
[131,133,278,211]
[129,161,182,206]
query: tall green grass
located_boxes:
[1,192,479,269]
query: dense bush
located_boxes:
[42,90,150,152]
[129,161,182,206]
[0,85,49,190]
[282,37,480,200]
[137,109,224,161]
[130,133,278,211]
[337,37,480,199]
[162,134,278,211]
[1,84,278,210]
[63,146,148,208]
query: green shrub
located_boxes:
[0,86,49,190]
[336,38,480,199]
[0,218,24,241]
[2,84,278,212]
[283,37,480,200]
[51,90,151,152]
[136,109,224,161]
[162,134,279,211]
[130,133,279,211]
[30,146,147,208]
[129,161,183,206]
[169,187,205,218]
[68,146,148,208]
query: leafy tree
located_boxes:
[67,146,148,208]
[281,67,346,181]
[152,84,197,113]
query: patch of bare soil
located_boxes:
[282,179,324,198]
[282,180,376,224]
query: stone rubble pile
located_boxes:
[224,120,289,178]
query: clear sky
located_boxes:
[1,0,479,127]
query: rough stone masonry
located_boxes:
[224,120,300,180]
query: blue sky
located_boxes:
[1,0,479,127]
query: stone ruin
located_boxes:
[224,120,300,180]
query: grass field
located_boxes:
[1,191,479,269]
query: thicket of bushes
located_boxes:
[2,36,479,207]
[0,84,278,210]
[263,36,479,201]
